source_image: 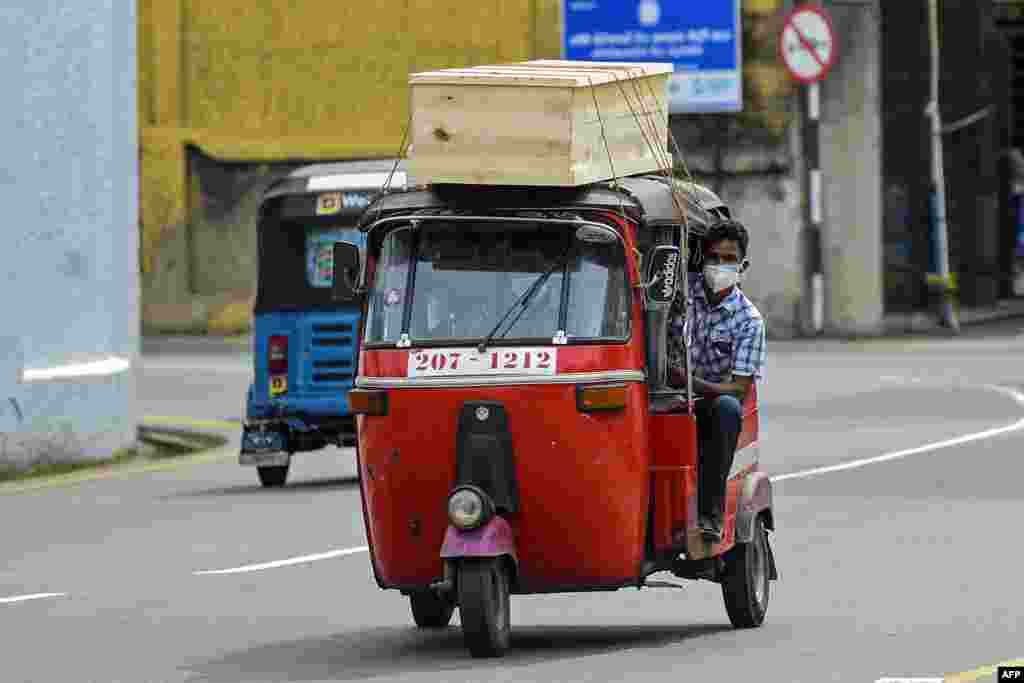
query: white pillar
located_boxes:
[0,2,138,467]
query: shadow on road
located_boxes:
[190,622,733,682]
[161,476,360,500]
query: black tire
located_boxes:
[457,558,511,657]
[721,515,770,628]
[409,591,455,628]
[257,465,289,488]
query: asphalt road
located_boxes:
[3,324,1024,682]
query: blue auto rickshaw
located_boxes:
[239,159,408,486]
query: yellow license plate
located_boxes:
[270,375,288,396]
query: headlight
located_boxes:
[447,486,494,530]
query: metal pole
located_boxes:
[927,0,960,331]
[796,0,824,336]
[806,81,824,335]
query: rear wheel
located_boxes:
[721,515,770,628]
[257,464,289,488]
[409,591,455,628]
[457,558,511,657]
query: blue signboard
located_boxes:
[562,0,742,113]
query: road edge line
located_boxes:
[772,384,1024,483]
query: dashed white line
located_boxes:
[193,546,369,576]
[0,592,67,605]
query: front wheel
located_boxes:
[457,558,511,657]
[721,515,770,628]
[409,591,455,628]
[257,464,289,488]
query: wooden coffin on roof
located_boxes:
[407,60,673,187]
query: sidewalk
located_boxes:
[883,297,1024,335]
[141,334,251,356]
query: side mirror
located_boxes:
[644,245,680,308]
[331,242,362,302]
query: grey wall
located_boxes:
[0,2,138,467]
[671,120,805,340]
[821,0,884,335]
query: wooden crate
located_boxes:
[407,60,673,187]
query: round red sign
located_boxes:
[779,3,837,84]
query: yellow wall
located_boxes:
[138,0,561,280]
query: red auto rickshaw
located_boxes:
[331,175,777,657]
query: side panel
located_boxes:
[358,382,650,590]
[649,385,761,560]
[409,83,575,185]
[570,73,671,185]
[649,413,698,554]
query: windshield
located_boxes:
[305,225,364,288]
[255,219,366,312]
[364,221,630,346]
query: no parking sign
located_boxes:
[779,3,836,84]
[780,3,836,335]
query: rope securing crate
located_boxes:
[407,60,674,187]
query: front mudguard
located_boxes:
[439,516,518,565]
[734,470,778,580]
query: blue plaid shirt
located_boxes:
[667,273,766,384]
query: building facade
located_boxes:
[138,1,1018,339]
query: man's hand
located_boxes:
[692,374,753,402]
[668,368,752,402]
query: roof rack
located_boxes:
[357,175,729,238]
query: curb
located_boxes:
[0,418,241,495]
[884,299,1024,336]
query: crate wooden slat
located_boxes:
[407,60,673,186]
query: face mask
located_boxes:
[703,264,740,293]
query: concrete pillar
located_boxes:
[0,2,138,467]
[820,0,885,335]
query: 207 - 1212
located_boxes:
[407,347,557,377]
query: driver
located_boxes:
[666,219,766,542]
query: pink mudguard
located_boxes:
[439,516,517,562]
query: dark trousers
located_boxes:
[695,395,743,522]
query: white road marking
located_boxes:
[0,592,67,605]
[22,356,130,382]
[193,546,370,576]
[773,384,1024,482]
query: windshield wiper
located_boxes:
[477,251,567,353]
